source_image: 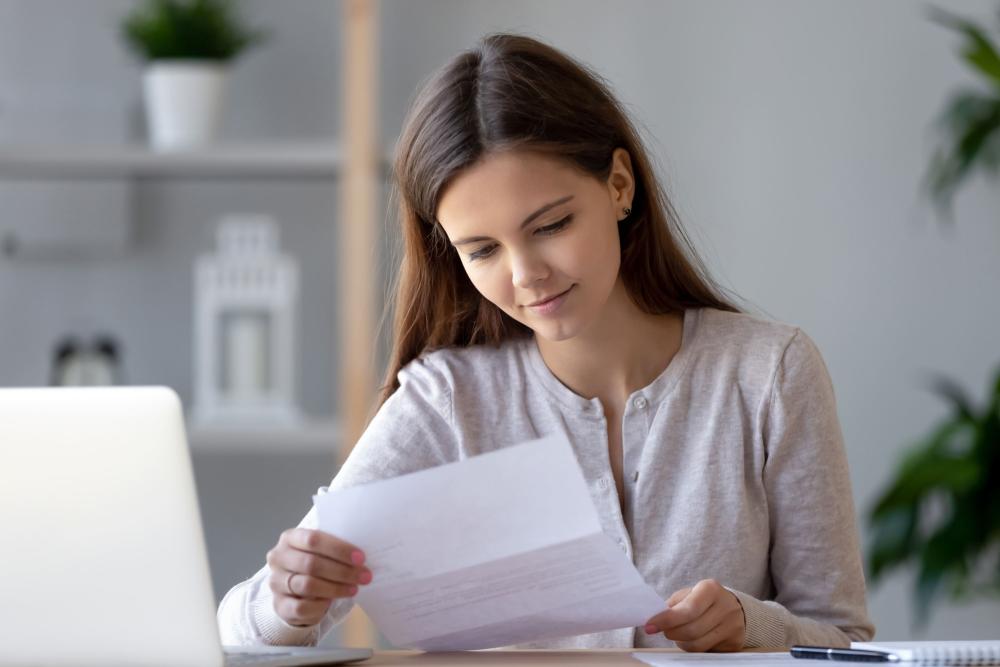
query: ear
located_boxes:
[606,148,635,220]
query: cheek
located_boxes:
[564,223,621,280]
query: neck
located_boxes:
[534,279,684,405]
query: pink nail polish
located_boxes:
[644,624,657,635]
[348,585,358,596]
[359,570,372,585]
[351,550,365,566]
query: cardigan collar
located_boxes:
[520,307,701,419]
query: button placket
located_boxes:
[621,396,650,518]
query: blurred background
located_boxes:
[1,0,998,647]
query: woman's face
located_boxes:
[436,149,634,342]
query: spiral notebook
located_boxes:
[852,641,1000,665]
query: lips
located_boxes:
[526,286,572,307]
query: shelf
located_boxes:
[187,418,342,454]
[0,142,358,180]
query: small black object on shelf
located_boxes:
[50,334,124,386]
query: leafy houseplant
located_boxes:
[866,370,1000,627]
[867,8,1000,626]
[120,0,266,149]
[924,6,1000,220]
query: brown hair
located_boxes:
[380,33,741,405]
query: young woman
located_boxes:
[218,33,874,651]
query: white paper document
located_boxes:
[313,434,665,650]
[631,652,795,667]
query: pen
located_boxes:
[790,646,900,663]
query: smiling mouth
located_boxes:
[526,286,573,307]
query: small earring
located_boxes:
[622,207,632,219]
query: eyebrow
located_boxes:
[449,195,575,247]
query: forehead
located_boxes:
[436,150,593,232]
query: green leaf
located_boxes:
[990,365,1000,412]
[924,148,959,224]
[929,6,1000,90]
[913,516,971,624]
[868,505,919,581]
[870,423,979,519]
[120,0,266,62]
[935,92,1000,136]
[979,134,1000,175]
[925,92,1000,218]
[873,365,1000,626]
[927,372,977,421]
[914,558,944,629]
[924,7,1000,221]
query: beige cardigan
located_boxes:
[217,307,875,649]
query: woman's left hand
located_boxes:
[643,579,746,652]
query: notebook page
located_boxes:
[853,641,1000,663]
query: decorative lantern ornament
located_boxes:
[192,215,302,426]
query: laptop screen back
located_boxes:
[0,387,224,667]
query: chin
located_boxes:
[506,311,575,342]
[505,300,592,343]
[527,319,585,343]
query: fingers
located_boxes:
[659,600,726,643]
[668,579,720,624]
[644,586,693,630]
[267,546,371,588]
[267,528,371,586]
[281,528,364,567]
[268,571,361,600]
[666,586,691,607]
[646,579,717,630]
[675,600,745,652]
[644,579,746,652]
[675,618,732,653]
[267,528,372,628]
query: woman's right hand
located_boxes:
[266,527,373,627]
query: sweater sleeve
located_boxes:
[216,354,459,647]
[736,330,875,648]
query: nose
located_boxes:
[509,248,550,289]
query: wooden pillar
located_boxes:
[338,0,378,649]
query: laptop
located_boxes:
[0,386,372,667]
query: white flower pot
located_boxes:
[143,61,228,150]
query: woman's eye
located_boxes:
[465,215,571,262]
[468,244,497,261]
[536,215,572,235]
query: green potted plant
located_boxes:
[923,6,1000,221]
[121,0,266,150]
[867,6,1000,628]
[867,369,1000,627]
